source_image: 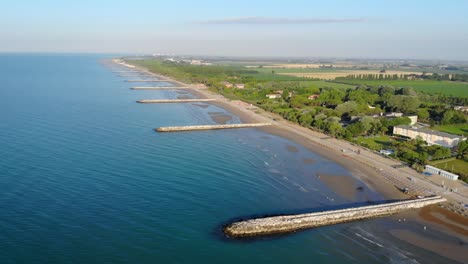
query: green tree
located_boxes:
[317,89,345,106]
[417,108,430,121]
[387,95,420,114]
[335,101,358,116]
[458,140,468,158]
[299,112,314,127]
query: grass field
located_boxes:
[433,124,468,136]
[430,158,468,178]
[354,136,393,150]
[241,72,308,81]
[330,80,468,97]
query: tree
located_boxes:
[313,113,328,130]
[387,95,420,114]
[400,87,417,96]
[317,89,346,106]
[299,112,313,127]
[442,110,467,125]
[417,108,430,121]
[378,85,396,96]
[458,140,468,158]
[327,122,343,137]
[346,121,366,137]
[335,101,358,116]
[433,147,451,160]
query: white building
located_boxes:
[425,165,459,181]
[406,115,418,125]
[393,125,466,148]
[266,94,282,99]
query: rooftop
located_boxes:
[395,125,465,139]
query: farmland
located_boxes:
[330,80,468,97]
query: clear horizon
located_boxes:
[2,0,468,60]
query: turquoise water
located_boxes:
[0,54,454,263]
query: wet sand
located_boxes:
[389,229,468,263]
[317,173,361,200]
[419,205,468,236]
[286,144,299,153]
[176,95,192,100]
[208,112,233,125]
[192,103,209,109]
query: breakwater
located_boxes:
[137,99,216,104]
[131,87,190,90]
[156,123,272,132]
[125,80,171,82]
[224,196,446,238]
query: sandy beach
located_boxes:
[118,59,467,263]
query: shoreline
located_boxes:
[116,59,467,263]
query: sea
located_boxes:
[0,54,456,263]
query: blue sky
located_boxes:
[2,0,468,59]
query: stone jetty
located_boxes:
[156,123,272,132]
[125,80,170,82]
[137,99,216,103]
[224,196,446,238]
[131,87,190,90]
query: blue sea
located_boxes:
[0,54,455,263]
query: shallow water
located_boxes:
[0,54,456,263]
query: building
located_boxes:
[393,125,466,148]
[424,165,459,180]
[380,149,394,156]
[308,94,320,100]
[406,115,418,125]
[266,94,282,99]
[220,81,233,88]
[454,106,468,112]
[385,112,404,117]
[234,84,245,89]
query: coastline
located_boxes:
[118,59,467,263]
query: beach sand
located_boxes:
[122,60,468,262]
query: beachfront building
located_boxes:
[308,94,320,100]
[385,112,404,117]
[454,105,468,113]
[424,165,459,180]
[393,125,466,148]
[379,149,394,156]
[221,81,233,88]
[266,94,282,99]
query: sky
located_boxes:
[2,0,468,60]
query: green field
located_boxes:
[433,124,468,136]
[430,158,468,179]
[254,67,350,73]
[331,80,468,97]
[354,136,393,150]
[241,72,308,81]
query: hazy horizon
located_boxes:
[3,0,468,60]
